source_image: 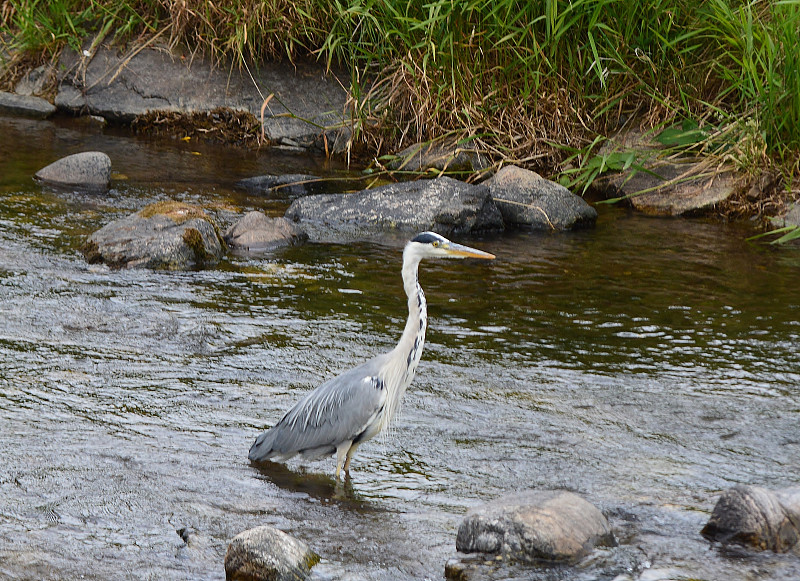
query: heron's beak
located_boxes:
[443,241,495,260]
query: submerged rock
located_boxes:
[485,165,597,230]
[701,485,800,552]
[236,174,324,198]
[34,151,111,189]
[82,201,223,270]
[285,176,503,240]
[0,91,56,118]
[224,525,319,581]
[224,212,307,251]
[455,490,614,563]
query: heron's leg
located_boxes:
[343,442,360,473]
[335,441,351,480]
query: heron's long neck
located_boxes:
[399,255,428,376]
[384,254,427,421]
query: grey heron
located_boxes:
[248,231,495,480]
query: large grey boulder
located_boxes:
[54,45,350,151]
[284,176,503,240]
[82,201,224,270]
[455,490,614,563]
[224,525,319,581]
[34,151,111,189]
[485,165,597,230]
[224,213,307,251]
[0,91,56,118]
[701,485,800,552]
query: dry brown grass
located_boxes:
[131,108,262,146]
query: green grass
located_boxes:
[2,0,798,207]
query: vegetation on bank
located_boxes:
[2,0,799,227]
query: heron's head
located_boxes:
[405,231,495,261]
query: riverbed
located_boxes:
[1,115,798,580]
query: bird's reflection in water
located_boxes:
[251,460,378,506]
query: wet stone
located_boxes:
[224,213,308,251]
[82,201,224,270]
[284,176,504,241]
[771,202,800,230]
[34,151,111,189]
[225,525,319,581]
[455,490,614,563]
[484,165,597,230]
[0,91,56,118]
[236,174,324,198]
[701,485,800,552]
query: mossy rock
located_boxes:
[82,201,224,270]
[138,200,211,222]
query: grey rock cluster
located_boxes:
[222,481,800,581]
[281,167,597,242]
[30,148,594,270]
[227,490,613,581]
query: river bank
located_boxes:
[2,35,799,234]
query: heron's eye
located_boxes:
[432,241,439,247]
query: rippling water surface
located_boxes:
[1,116,799,581]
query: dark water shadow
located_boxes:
[249,460,383,511]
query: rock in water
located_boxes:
[82,201,223,270]
[455,490,614,562]
[235,174,323,198]
[701,485,800,552]
[34,151,111,189]
[224,213,307,251]
[0,91,56,118]
[225,525,319,581]
[485,165,597,230]
[285,176,503,240]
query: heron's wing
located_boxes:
[249,354,389,462]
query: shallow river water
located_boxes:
[1,116,799,581]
